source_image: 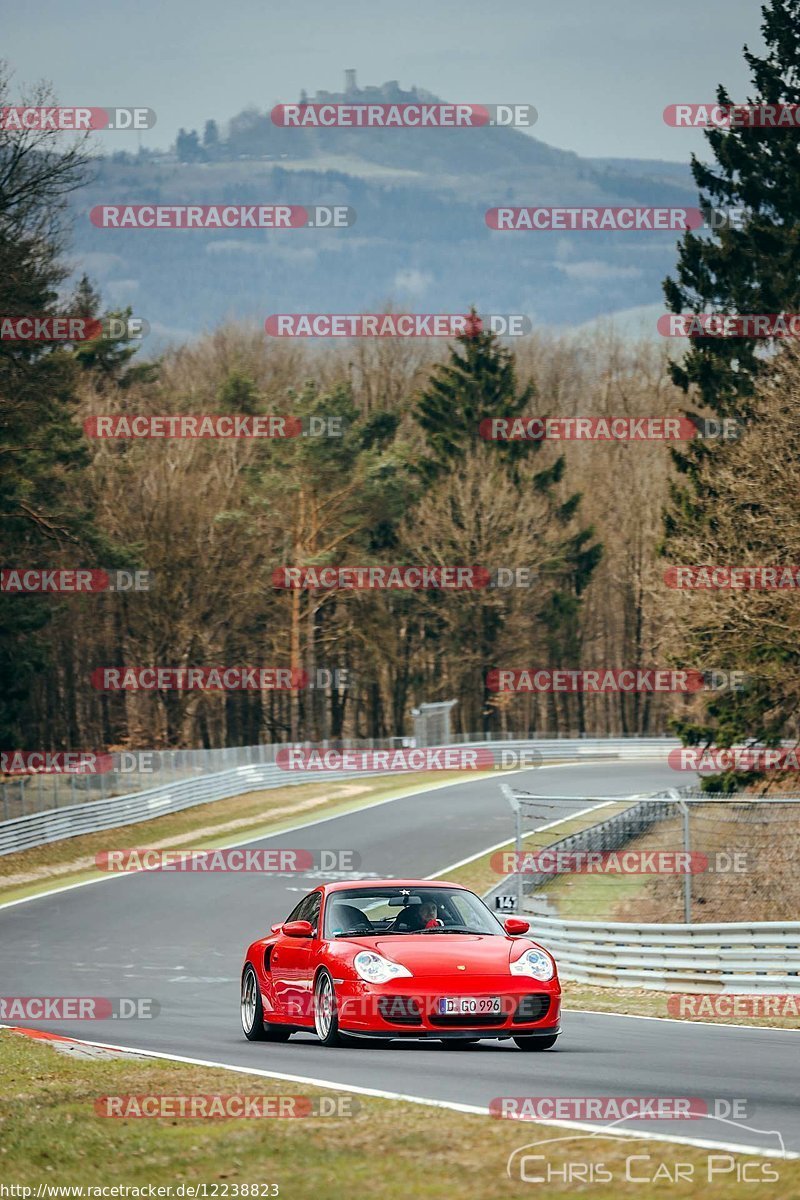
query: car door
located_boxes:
[271,890,322,1023]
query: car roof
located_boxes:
[323,878,468,893]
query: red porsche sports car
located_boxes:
[240,879,560,1049]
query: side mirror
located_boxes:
[270,923,282,934]
[504,917,530,935]
[282,919,314,938]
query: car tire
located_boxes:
[313,969,351,1047]
[513,1034,559,1051]
[241,965,291,1042]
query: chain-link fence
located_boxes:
[411,700,458,747]
[0,737,413,822]
[497,787,800,924]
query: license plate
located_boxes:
[438,995,502,1015]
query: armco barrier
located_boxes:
[0,737,680,856]
[528,915,800,993]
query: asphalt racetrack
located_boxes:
[1,760,797,1157]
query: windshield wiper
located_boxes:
[417,926,487,935]
[333,929,376,938]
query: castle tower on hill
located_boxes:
[311,73,429,104]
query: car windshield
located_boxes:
[323,886,505,938]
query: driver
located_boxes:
[399,900,443,931]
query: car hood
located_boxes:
[361,934,535,977]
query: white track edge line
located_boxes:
[0,1026,793,1159]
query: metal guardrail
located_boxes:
[0,737,681,857]
[530,915,800,992]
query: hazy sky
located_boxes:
[4,0,765,161]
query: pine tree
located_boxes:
[70,274,158,388]
[413,319,602,732]
[663,0,800,425]
[415,318,599,573]
[415,312,542,483]
[662,0,800,757]
[0,73,127,744]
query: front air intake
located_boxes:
[378,996,423,1025]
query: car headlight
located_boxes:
[353,951,413,984]
[510,948,555,981]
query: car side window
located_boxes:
[303,891,322,935]
[285,896,308,924]
[286,890,321,934]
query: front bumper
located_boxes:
[342,1024,562,1041]
[335,975,561,1039]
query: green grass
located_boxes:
[562,980,800,1029]
[535,803,800,925]
[1,1031,796,1198]
[541,868,655,920]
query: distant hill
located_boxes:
[586,157,697,189]
[68,75,700,348]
